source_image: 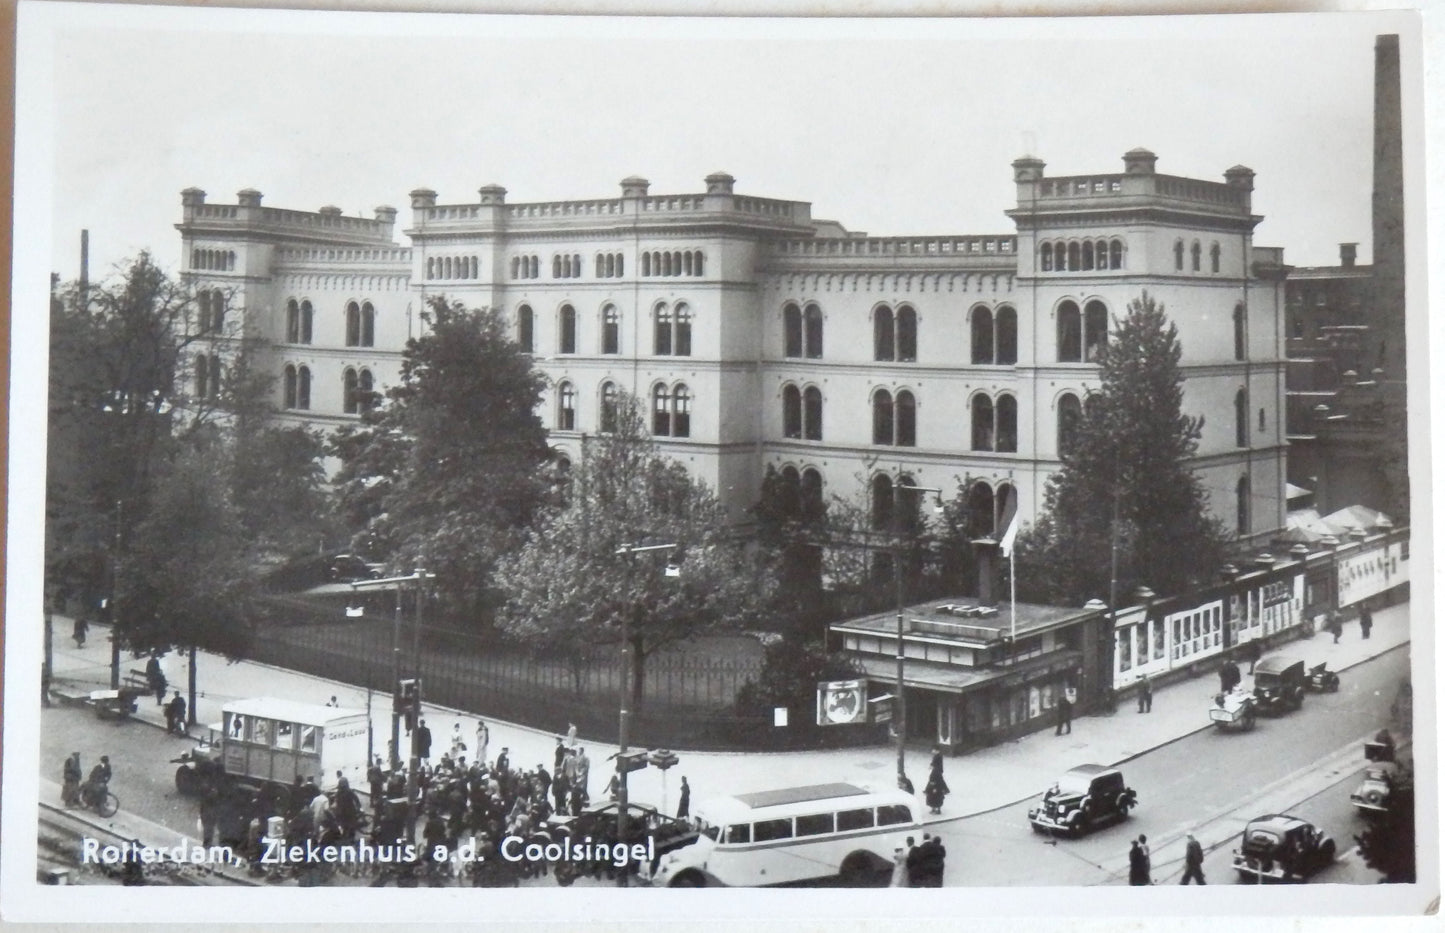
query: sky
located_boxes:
[21,5,1418,283]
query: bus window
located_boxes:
[274,722,294,748]
[837,807,876,831]
[877,804,912,826]
[300,725,318,752]
[724,824,751,845]
[228,713,245,740]
[252,718,271,746]
[753,818,794,842]
[795,813,834,837]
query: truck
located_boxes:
[173,697,371,798]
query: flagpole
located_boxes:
[1010,549,1017,641]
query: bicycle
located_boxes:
[81,783,120,818]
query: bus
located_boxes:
[643,782,921,887]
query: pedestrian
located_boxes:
[566,721,578,748]
[1180,832,1206,885]
[574,747,590,796]
[368,756,386,812]
[199,777,220,846]
[1138,833,1152,880]
[166,690,187,735]
[561,747,579,793]
[1055,694,1073,735]
[890,845,909,887]
[476,719,490,766]
[553,736,566,772]
[554,770,571,813]
[677,777,691,819]
[72,616,88,649]
[1245,639,1262,673]
[922,832,946,886]
[605,771,620,801]
[146,655,167,706]
[1128,838,1149,885]
[923,771,949,815]
[449,722,468,761]
[415,718,432,764]
[495,746,510,776]
[1328,611,1343,644]
[904,836,923,887]
[62,752,82,807]
[1219,659,1241,694]
[1137,674,1153,713]
[1360,606,1373,640]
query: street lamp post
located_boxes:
[614,541,677,887]
[893,481,942,785]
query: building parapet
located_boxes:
[275,246,413,264]
[772,234,1016,259]
[1030,173,1249,211]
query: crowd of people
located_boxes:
[890,833,947,887]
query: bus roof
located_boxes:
[222,697,368,727]
[734,783,872,809]
[695,782,918,826]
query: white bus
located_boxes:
[644,782,921,887]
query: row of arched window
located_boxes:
[516,302,690,357]
[783,303,824,359]
[1175,240,1223,274]
[553,254,583,279]
[282,364,312,410]
[280,364,375,414]
[427,256,479,280]
[781,384,823,440]
[1039,239,1125,272]
[641,251,704,277]
[197,290,227,334]
[1057,300,1110,363]
[871,475,1016,539]
[596,253,625,278]
[285,299,314,344]
[552,379,693,439]
[194,353,222,400]
[868,389,1022,452]
[284,297,374,347]
[873,305,918,362]
[511,255,541,280]
[192,248,235,271]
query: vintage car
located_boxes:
[1350,764,1398,815]
[1232,814,1336,882]
[1028,764,1137,837]
[1306,662,1340,693]
[1252,655,1307,714]
[1208,687,1257,731]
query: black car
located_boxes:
[1028,765,1137,837]
[548,801,698,885]
[1252,655,1307,714]
[1232,814,1336,882]
[327,554,386,583]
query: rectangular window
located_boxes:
[795,813,834,837]
[300,725,318,752]
[753,818,793,842]
[274,721,294,749]
[877,804,912,826]
[724,824,751,845]
[837,808,875,832]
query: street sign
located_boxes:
[868,694,893,724]
[616,750,650,773]
[817,680,867,725]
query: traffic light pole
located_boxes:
[391,584,403,772]
[406,678,421,841]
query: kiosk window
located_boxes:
[274,722,294,749]
[228,714,245,740]
[877,804,912,826]
[795,813,834,837]
[300,725,318,752]
[753,818,794,842]
[837,808,876,831]
[252,719,270,746]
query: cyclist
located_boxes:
[81,755,112,808]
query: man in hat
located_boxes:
[1180,832,1206,885]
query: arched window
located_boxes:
[427,257,436,279]
[194,353,209,398]
[801,468,824,521]
[804,304,823,359]
[994,483,1016,536]
[896,390,916,447]
[783,303,802,358]
[870,473,895,531]
[675,304,692,356]
[1233,304,1246,360]
[966,481,995,539]
[1109,239,1124,269]
[1235,388,1248,447]
[557,381,576,430]
[559,304,577,354]
[602,304,619,354]
[684,252,694,276]
[1236,476,1250,535]
[782,384,802,438]
[896,306,917,362]
[360,302,375,347]
[641,253,651,277]
[693,251,704,276]
[511,257,521,279]
[470,257,478,279]
[874,306,895,361]
[346,301,361,347]
[297,366,311,410]
[300,300,313,344]
[210,293,225,334]
[286,299,300,344]
[1067,242,1080,271]
[672,384,691,438]
[654,304,673,355]
[1082,241,1095,271]
[1174,240,1185,271]
[600,381,619,433]
[1040,242,1054,272]
[615,254,624,277]
[1258,407,1266,433]
[1191,241,1202,272]
[971,306,995,364]
[1057,301,1082,362]
[803,386,823,441]
[552,255,562,278]
[1210,242,1221,274]
[283,365,297,409]
[358,369,374,412]
[778,466,803,518]
[1057,393,1082,457]
[529,256,539,279]
[1084,300,1109,362]
[971,394,995,451]
[596,254,606,278]
[517,304,534,353]
[996,306,1018,365]
[996,394,1017,453]
[208,353,220,398]
[343,368,359,414]
[872,388,894,445]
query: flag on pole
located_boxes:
[998,490,1019,558]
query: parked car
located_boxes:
[1252,655,1307,714]
[1028,764,1137,837]
[1351,730,1399,816]
[1232,814,1336,882]
[327,554,386,583]
[1306,661,1340,693]
[1208,687,1257,731]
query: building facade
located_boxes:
[176,149,1288,548]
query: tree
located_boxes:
[733,639,862,720]
[330,296,552,620]
[1355,762,1416,883]
[1014,291,1229,605]
[493,394,776,706]
[750,465,828,643]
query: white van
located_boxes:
[644,782,920,887]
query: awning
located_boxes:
[854,650,1083,696]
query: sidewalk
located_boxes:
[46,601,1411,822]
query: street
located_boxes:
[39,641,1408,887]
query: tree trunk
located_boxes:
[187,645,198,726]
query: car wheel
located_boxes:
[670,870,706,888]
[1066,810,1085,836]
[1242,709,1256,730]
[175,765,198,796]
[1115,793,1132,816]
[1321,839,1336,863]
